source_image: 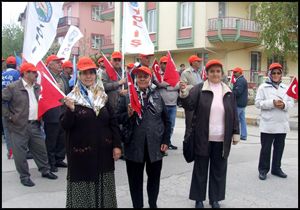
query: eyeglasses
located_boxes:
[113,58,121,62]
[271,72,282,75]
[137,74,150,79]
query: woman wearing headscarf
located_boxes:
[116,66,171,208]
[179,59,240,208]
[61,56,122,208]
[255,63,294,181]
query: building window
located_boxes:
[67,6,72,17]
[180,2,192,28]
[218,2,226,18]
[108,2,114,8]
[91,34,102,49]
[251,51,261,71]
[147,9,157,33]
[249,4,257,20]
[92,6,101,21]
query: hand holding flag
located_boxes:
[152,59,162,83]
[286,77,298,99]
[127,71,142,117]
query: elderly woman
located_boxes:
[179,59,240,208]
[255,63,294,181]
[61,57,122,208]
[116,66,171,208]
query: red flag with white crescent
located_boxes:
[163,51,180,87]
[152,59,162,83]
[127,72,142,117]
[201,67,207,81]
[102,53,118,81]
[286,77,298,99]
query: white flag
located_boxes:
[57,25,83,62]
[23,2,64,65]
[122,2,154,55]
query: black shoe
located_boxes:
[195,201,204,208]
[271,169,287,178]
[26,153,34,159]
[240,137,247,141]
[149,204,157,208]
[259,172,267,180]
[209,201,220,208]
[55,161,67,168]
[168,144,178,150]
[42,172,58,179]
[21,178,35,187]
[50,166,58,173]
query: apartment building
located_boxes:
[113,2,298,84]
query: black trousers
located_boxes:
[189,142,228,202]
[258,132,286,174]
[126,146,162,208]
[44,122,66,166]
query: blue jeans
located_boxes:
[165,105,177,145]
[2,117,12,152]
[237,107,247,140]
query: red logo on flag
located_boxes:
[163,51,180,87]
[286,77,298,99]
[152,59,162,83]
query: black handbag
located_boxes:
[182,84,202,163]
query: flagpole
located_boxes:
[121,2,125,90]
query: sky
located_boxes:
[2,2,27,26]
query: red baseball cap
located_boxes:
[188,55,202,64]
[232,67,243,74]
[139,54,154,59]
[46,54,64,66]
[62,60,73,69]
[98,57,104,64]
[20,62,37,74]
[77,56,97,71]
[132,66,152,77]
[269,63,282,71]
[205,59,223,70]
[6,56,16,65]
[111,51,122,59]
[127,63,135,69]
[159,56,168,64]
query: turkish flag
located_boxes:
[36,61,58,85]
[201,67,207,81]
[151,59,162,83]
[286,77,298,99]
[102,53,118,81]
[230,71,236,84]
[38,72,66,120]
[127,72,142,117]
[163,51,180,87]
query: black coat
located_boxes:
[233,75,248,108]
[116,89,171,163]
[181,81,239,159]
[60,102,122,182]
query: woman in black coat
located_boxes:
[179,59,240,208]
[61,57,122,208]
[116,66,171,208]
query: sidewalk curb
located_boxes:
[176,110,298,130]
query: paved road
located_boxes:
[2,118,298,208]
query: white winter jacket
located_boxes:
[255,82,294,134]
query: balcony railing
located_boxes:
[208,17,260,32]
[58,16,79,28]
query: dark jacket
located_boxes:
[102,68,128,112]
[180,81,240,159]
[60,102,122,182]
[2,79,40,133]
[43,72,70,123]
[116,88,171,163]
[233,75,248,108]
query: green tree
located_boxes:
[2,24,24,58]
[254,2,298,61]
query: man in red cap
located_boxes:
[2,56,20,159]
[180,55,203,140]
[101,51,128,111]
[2,62,58,187]
[139,54,154,67]
[232,67,248,141]
[97,56,106,76]
[155,56,179,150]
[43,54,70,172]
[61,60,73,81]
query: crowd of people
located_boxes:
[1,52,294,208]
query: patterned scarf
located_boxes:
[67,73,107,116]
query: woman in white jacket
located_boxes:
[255,63,294,181]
